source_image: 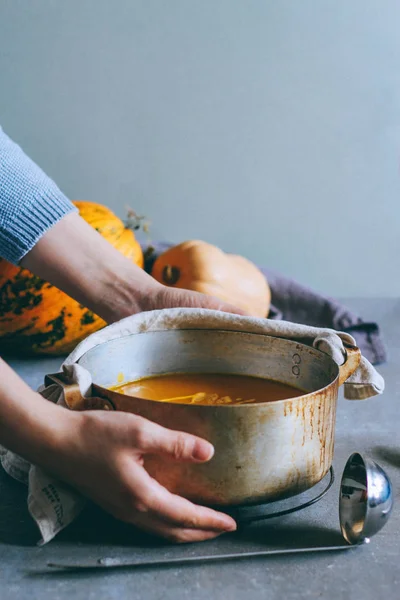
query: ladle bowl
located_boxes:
[339,452,393,544]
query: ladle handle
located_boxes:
[47,544,358,571]
[337,343,361,387]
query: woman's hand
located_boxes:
[0,359,236,543]
[51,410,237,542]
[141,284,248,316]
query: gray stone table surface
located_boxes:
[1,299,399,600]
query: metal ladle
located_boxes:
[339,452,392,544]
[47,453,393,571]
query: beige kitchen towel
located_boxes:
[0,308,385,544]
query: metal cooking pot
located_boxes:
[45,330,361,506]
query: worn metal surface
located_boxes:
[62,331,358,504]
[0,298,399,600]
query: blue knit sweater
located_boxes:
[0,126,77,265]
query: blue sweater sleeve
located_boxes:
[0,125,77,265]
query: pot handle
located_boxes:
[338,344,361,386]
[44,373,114,411]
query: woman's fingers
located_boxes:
[130,512,226,543]
[132,416,214,463]
[154,286,249,316]
[123,416,237,533]
[128,463,236,533]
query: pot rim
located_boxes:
[81,328,341,409]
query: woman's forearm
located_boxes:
[21,212,162,323]
[0,358,76,465]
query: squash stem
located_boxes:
[162,265,180,285]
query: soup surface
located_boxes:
[110,373,305,405]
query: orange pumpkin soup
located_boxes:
[110,373,305,405]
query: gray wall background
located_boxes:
[1,1,399,297]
